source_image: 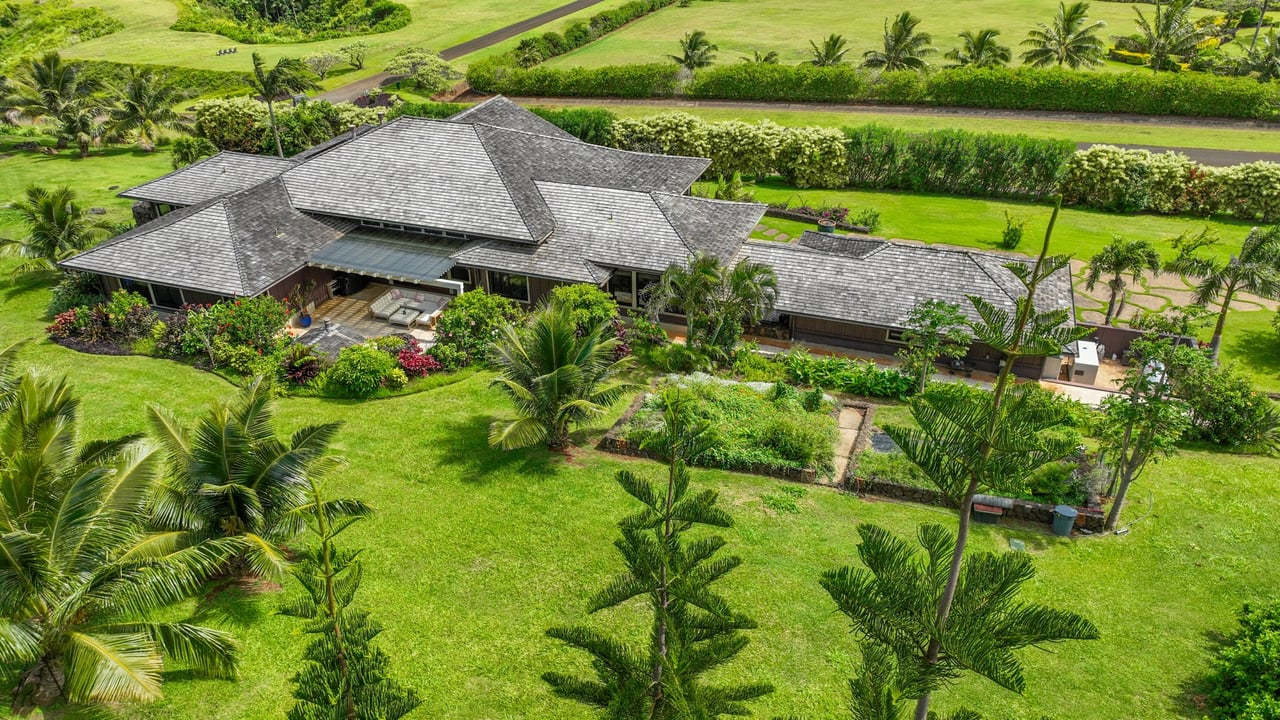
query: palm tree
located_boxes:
[488,303,636,450]
[1245,28,1280,81]
[647,252,779,357]
[667,30,718,72]
[108,68,188,151]
[247,52,320,158]
[7,52,102,148]
[0,185,112,276]
[1084,237,1162,325]
[1167,225,1280,362]
[55,103,102,158]
[1134,0,1206,72]
[148,377,347,579]
[861,12,936,71]
[744,49,780,64]
[821,524,1099,720]
[946,28,1012,67]
[1020,1,1107,68]
[808,33,850,66]
[0,352,238,713]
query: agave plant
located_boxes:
[0,346,238,713]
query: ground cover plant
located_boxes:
[618,377,839,476]
[0,255,1279,719]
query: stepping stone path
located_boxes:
[775,233,790,242]
[831,406,865,484]
[763,228,779,237]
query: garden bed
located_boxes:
[599,375,840,482]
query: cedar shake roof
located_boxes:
[451,182,765,282]
[64,179,351,296]
[120,152,296,207]
[737,234,1075,330]
[280,117,710,244]
[448,96,577,141]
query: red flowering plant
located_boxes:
[396,337,443,377]
[45,309,79,340]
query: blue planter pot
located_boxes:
[299,315,312,328]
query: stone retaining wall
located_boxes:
[854,476,1106,534]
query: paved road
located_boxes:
[1075,142,1280,167]
[319,0,608,103]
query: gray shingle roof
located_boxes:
[451,182,763,282]
[448,96,576,141]
[735,237,1075,330]
[120,152,296,206]
[64,179,351,296]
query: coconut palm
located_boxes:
[808,33,851,66]
[108,68,188,151]
[148,377,347,579]
[1134,0,1207,72]
[744,49,780,64]
[247,52,320,158]
[946,28,1012,67]
[822,524,1099,720]
[0,352,238,713]
[646,252,779,357]
[1020,1,1108,68]
[488,303,637,450]
[0,184,112,276]
[55,103,103,158]
[862,12,936,71]
[7,52,103,148]
[667,30,719,72]
[1167,225,1280,362]
[1084,237,1162,325]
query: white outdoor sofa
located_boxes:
[370,288,452,327]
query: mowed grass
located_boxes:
[544,0,1216,68]
[3,254,1280,720]
[59,0,584,88]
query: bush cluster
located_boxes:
[45,290,157,348]
[432,290,523,368]
[779,350,917,400]
[466,59,680,99]
[193,98,379,155]
[1206,602,1280,720]
[1175,361,1279,448]
[547,284,620,336]
[171,0,409,44]
[46,272,105,317]
[1062,146,1280,220]
[477,60,1280,120]
[0,1,122,64]
[844,125,1073,199]
[77,60,249,99]
[513,0,678,66]
[322,343,406,397]
[621,378,838,475]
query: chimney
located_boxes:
[377,109,386,125]
[350,124,358,139]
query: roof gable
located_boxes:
[448,96,576,141]
[120,152,296,206]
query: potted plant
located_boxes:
[287,280,317,328]
[818,218,836,233]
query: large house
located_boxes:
[63,97,1075,379]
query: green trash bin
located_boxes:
[1052,505,1078,537]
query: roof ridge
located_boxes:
[215,195,253,295]
[967,252,1024,304]
[648,191,699,258]
[473,124,551,243]
[117,151,228,199]
[475,121,713,167]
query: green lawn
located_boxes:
[58,0,586,87]
[543,0,1216,69]
[2,255,1280,720]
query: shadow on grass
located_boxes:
[1224,327,1280,382]
[430,411,562,484]
[1171,626,1237,718]
[192,580,274,629]
[1,270,56,305]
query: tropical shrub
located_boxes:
[703,119,787,178]
[466,57,681,98]
[280,342,326,386]
[548,283,620,336]
[44,290,157,347]
[183,296,290,359]
[324,343,406,397]
[171,0,410,43]
[1213,161,1280,222]
[610,112,710,158]
[777,126,849,188]
[432,289,523,367]
[620,378,838,474]
[46,271,103,316]
[390,100,470,119]
[192,97,269,152]
[687,63,869,102]
[0,0,121,62]
[530,106,616,143]
[171,136,219,169]
[1206,602,1280,720]
[397,338,442,377]
[76,60,248,99]
[1175,362,1279,448]
[780,350,916,399]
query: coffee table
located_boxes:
[388,307,420,327]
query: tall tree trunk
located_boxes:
[1104,290,1117,325]
[267,99,284,158]
[1253,0,1271,52]
[1209,290,1234,363]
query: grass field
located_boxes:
[58,0,597,89]
[544,0,1218,69]
[2,257,1279,720]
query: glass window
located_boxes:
[150,284,184,309]
[635,272,661,309]
[183,290,227,307]
[120,279,153,304]
[607,271,635,307]
[489,271,529,302]
[447,266,476,291]
[886,329,908,344]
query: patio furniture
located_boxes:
[388,307,420,327]
[370,288,453,322]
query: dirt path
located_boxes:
[319,0,609,103]
[1075,143,1280,167]
[831,406,864,486]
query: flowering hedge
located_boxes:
[777,126,849,188]
[433,290,523,368]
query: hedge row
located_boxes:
[77,60,251,98]
[468,60,1280,120]
[515,0,678,65]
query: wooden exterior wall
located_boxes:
[528,276,560,306]
[265,267,336,307]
